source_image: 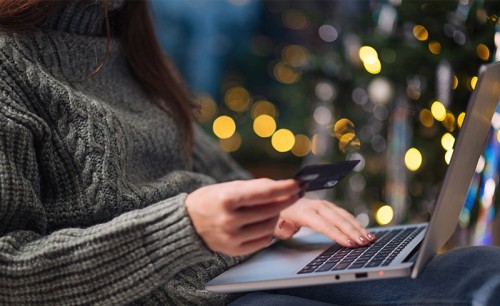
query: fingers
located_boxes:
[185,178,305,256]
[226,178,302,209]
[314,203,375,247]
[235,193,300,225]
[330,205,376,243]
[273,219,299,240]
[280,198,376,248]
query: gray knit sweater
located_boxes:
[0,1,250,305]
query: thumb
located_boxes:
[274,219,299,240]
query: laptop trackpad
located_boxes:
[212,231,333,283]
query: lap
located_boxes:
[230,246,500,305]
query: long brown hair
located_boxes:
[0,0,195,151]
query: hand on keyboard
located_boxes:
[273,197,376,248]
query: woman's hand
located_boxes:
[185,178,302,256]
[273,197,376,248]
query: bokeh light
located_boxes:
[443,113,456,132]
[291,134,311,157]
[428,41,441,54]
[419,109,434,127]
[333,118,355,138]
[470,76,478,90]
[413,24,429,41]
[213,115,236,139]
[318,24,339,43]
[476,43,490,60]
[273,61,301,84]
[445,149,454,165]
[457,112,466,128]
[441,133,455,151]
[282,9,309,30]
[282,45,308,67]
[219,132,242,152]
[251,100,277,119]
[313,106,332,125]
[452,75,459,90]
[368,77,393,104]
[271,129,295,152]
[253,114,277,137]
[431,101,447,121]
[376,205,394,225]
[405,148,422,171]
[359,46,382,74]
[339,133,361,153]
[225,87,251,112]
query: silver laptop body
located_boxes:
[206,61,500,293]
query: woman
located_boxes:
[0,0,498,305]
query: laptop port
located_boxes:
[355,272,368,279]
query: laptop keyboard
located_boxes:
[297,225,425,274]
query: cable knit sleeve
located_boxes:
[0,110,215,305]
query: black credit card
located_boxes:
[293,160,360,191]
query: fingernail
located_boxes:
[359,236,366,244]
[347,239,356,248]
[367,233,376,241]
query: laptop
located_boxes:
[205,61,500,293]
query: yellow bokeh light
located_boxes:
[443,112,456,132]
[291,134,311,157]
[405,148,422,171]
[428,41,441,54]
[339,133,361,153]
[441,133,455,151]
[273,62,301,84]
[311,134,319,155]
[282,9,309,30]
[363,59,382,74]
[431,101,447,121]
[470,76,478,90]
[413,25,429,41]
[375,205,394,225]
[445,149,454,165]
[224,87,251,112]
[213,115,236,139]
[333,118,355,138]
[251,100,277,119]
[452,75,458,90]
[219,132,242,153]
[496,129,500,143]
[272,129,295,152]
[476,44,490,61]
[457,112,466,128]
[419,109,434,128]
[359,46,378,62]
[253,114,277,138]
[282,45,308,68]
[358,46,381,74]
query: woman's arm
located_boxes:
[0,112,213,305]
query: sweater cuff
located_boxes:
[136,193,215,281]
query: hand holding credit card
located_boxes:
[293,160,360,191]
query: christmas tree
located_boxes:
[152,0,500,245]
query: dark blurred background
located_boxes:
[151,0,500,247]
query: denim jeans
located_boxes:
[230,246,500,305]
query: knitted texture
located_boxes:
[0,1,250,305]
